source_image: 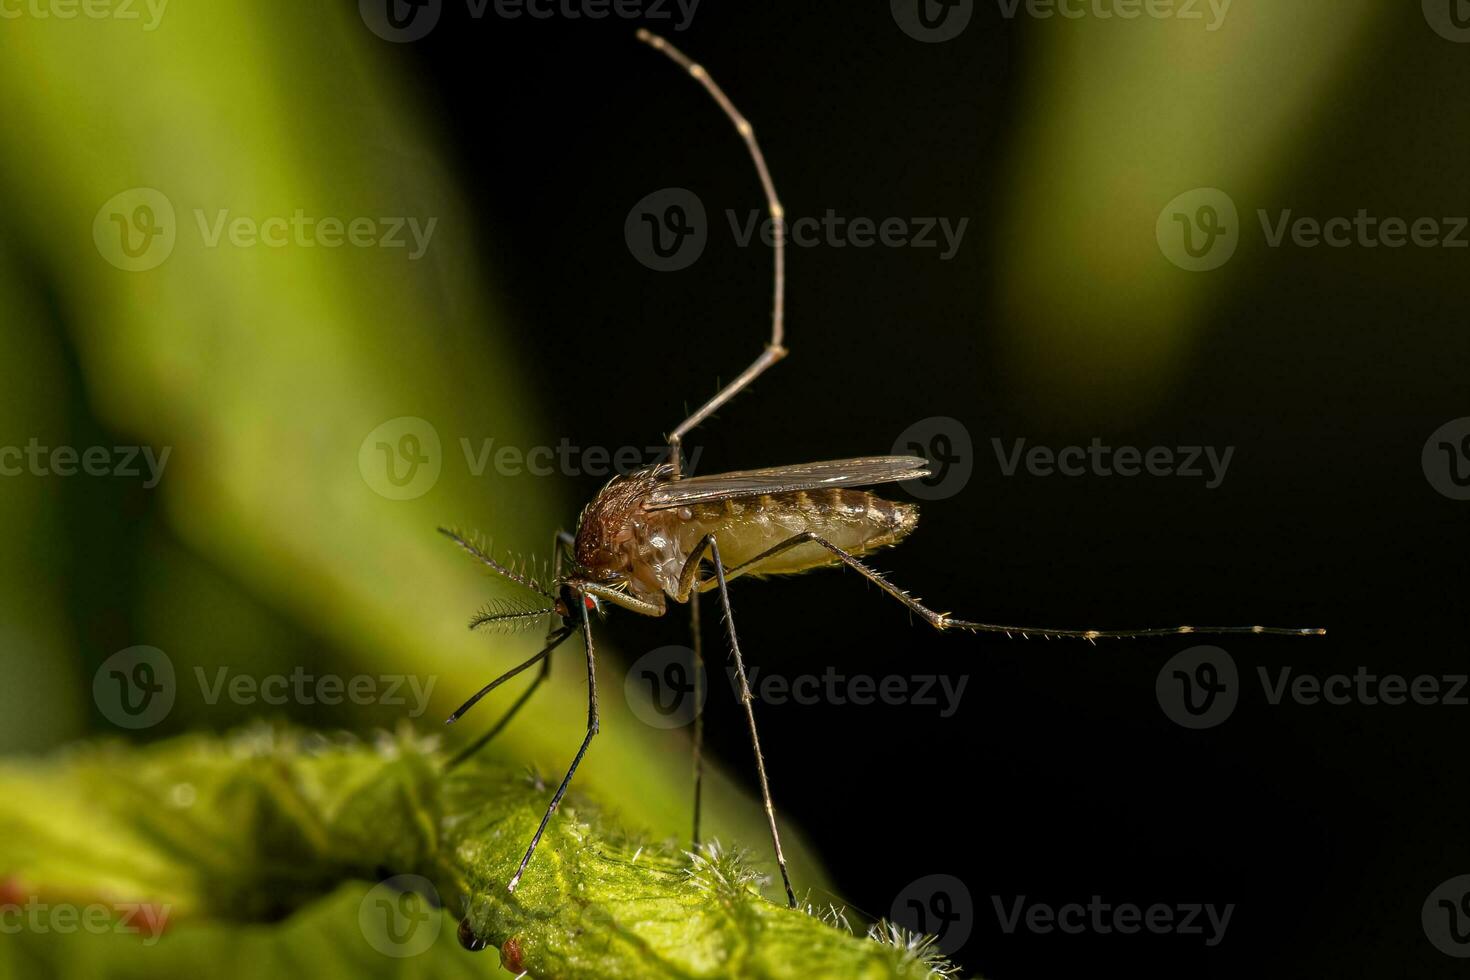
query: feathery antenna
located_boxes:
[438,527,552,598]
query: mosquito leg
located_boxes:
[508,592,599,893]
[675,537,710,844]
[445,626,574,725]
[706,537,797,908]
[729,532,1325,640]
[674,535,714,601]
[444,653,552,771]
[637,30,787,479]
[690,587,705,846]
[548,529,575,635]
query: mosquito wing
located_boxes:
[644,456,931,509]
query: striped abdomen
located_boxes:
[643,488,918,598]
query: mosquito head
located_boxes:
[569,466,667,588]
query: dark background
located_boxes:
[377,3,1467,978]
[2,0,1464,976]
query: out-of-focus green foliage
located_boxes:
[993,2,1381,417]
[0,728,954,980]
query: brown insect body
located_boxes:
[574,464,919,606]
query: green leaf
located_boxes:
[0,727,960,979]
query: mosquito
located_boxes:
[439,28,1324,916]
